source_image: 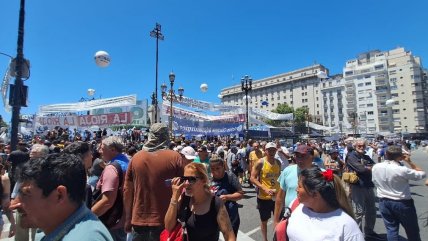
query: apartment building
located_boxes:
[344,47,427,135]
[219,47,427,135]
[219,64,328,126]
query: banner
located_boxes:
[91,100,148,126]
[35,112,131,129]
[1,61,12,112]
[172,118,244,136]
[162,103,245,123]
[38,95,137,114]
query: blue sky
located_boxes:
[0,0,427,122]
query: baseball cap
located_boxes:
[294,145,314,155]
[265,142,277,150]
[180,146,196,160]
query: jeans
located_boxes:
[379,198,421,241]
[350,185,377,234]
[109,228,127,241]
[132,226,163,241]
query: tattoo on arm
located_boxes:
[217,204,233,240]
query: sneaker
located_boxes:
[365,232,385,240]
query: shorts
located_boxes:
[257,198,275,221]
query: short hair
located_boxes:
[30,144,49,157]
[63,142,90,156]
[353,138,367,147]
[17,153,86,204]
[102,136,124,153]
[385,145,402,160]
[209,154,224,167]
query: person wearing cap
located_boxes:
[372,145,426,241]
[180,146,197,162]
[123,123,188,241]
[323,148,345,176]
[273,144,315,228]
[250,142,281,241]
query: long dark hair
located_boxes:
[300,167,354,218]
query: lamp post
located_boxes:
[150,23,164,124]
[10,0,29,151]
[241,75,252,140]
[161,72,184,140]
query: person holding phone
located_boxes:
[164,162,235,241]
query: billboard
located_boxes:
[91,99,148,126]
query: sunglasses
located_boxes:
[295,153,306,158]
[180,176,199,184]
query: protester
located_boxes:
[123,123,188,241]
[250,142,281,241]
[164,162,236,241]
[10,153,113,240]
[248,142,264,188]
[346,138,382,240]
[372,145,426,241]
[63,142,94,208]
[7,141,29,193]
[0,158,15,238]
[12,143,49,241]
[273,144,315,227]
[210,155,244,236]
[92,136,129,241]
[287,167,364,240]
[275,140,290,171]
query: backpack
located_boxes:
[92,161,124,228]
[273,198,300,241]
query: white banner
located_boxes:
[1,62,12,112]
[38,95,137,114]
[91,99,148,126]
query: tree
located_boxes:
[0,115,7,128]
[265,103,294,127]
[294,107,308,134]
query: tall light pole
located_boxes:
[10,0,29,151]
[161,72,184,140]
[241,75,252,140]
[150,23,164,123]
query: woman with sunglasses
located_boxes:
[0,161,16,238]
[165,162,236,241]
[286,167,364,241]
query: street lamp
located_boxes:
[150,23,164,124]
[161,72,184,140]
[241,75,252,140]
[10,0,29,151]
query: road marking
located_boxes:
[219,220,272,241]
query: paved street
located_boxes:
[2,149,428,240]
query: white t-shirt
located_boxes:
[287,204,364,241]
[275,146,290,171]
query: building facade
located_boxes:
[344,47,427,135]
[220,47,427,135]
[220,64,328,125]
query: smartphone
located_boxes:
[165,179,173,187]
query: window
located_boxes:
[374,64,384,70]
[358,83,364,87]
[365,82,372,86]
[367,111,374,115]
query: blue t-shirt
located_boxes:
[110,153,129,172]
[36,204,113,241]
[277,165,300,207]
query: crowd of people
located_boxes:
[0,123,427,241]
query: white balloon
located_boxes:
[200,83,208,92]
[217,94,223,99]
[94,51,111,67]
[386,99,395,107]
[316,71,328,79]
